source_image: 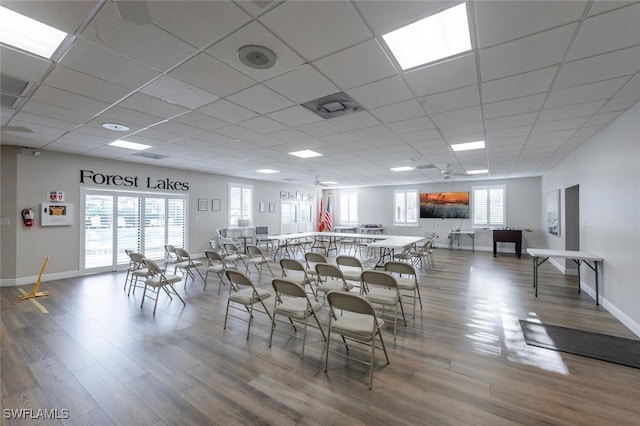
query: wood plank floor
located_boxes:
[2,249,639,425]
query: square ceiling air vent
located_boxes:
[1,73,31,108]
[132,152,168,160]
[301,92,364,119]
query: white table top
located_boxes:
[368,236,424,249]
[268,232,421,249]
[449,230,476,235]
[526,248,603,262]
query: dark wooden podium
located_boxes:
[493,229,522,258]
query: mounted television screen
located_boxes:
[420,192,470,219]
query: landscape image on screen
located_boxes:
[420,192,470,219]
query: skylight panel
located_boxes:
[289,150,322,159]
[0,6,68,59]
[109,140,151,151]
[382,2,471,70]
[451,140,485,152]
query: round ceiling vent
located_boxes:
[237,45,277,70]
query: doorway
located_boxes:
[564,185,580,273]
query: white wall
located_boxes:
[541,102,640,335]
[1,147,314,285]
[330,176,543,252]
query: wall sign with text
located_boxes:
[79,169,189,191]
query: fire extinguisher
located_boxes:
[22,208,34,227]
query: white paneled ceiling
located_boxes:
[1,0,639,188]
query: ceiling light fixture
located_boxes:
[109,140,151,151]
[467,169,488,175]
[321,181,338,185]
[382,2,471,70]
[102,123,130,132]
[0,6,68,58]
[451,140,485,152]
[289,149,322,159]
[390,166,414,172]
[237,45,277,70]
[256,169,279,174]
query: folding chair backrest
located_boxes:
[361,270,397,289]
[272,278,307,299]
[143,258,163,275]
[247,245,263,258]
[205,249,224,263]
[305,252,327,264]
[280,258,305,273]
[336,255,363,269]
[226,269,253,289]
[315,263,344,280]
[327,291,375,316]
[174,247,190,260]
[130,252,146,266]
[384,260,417,276]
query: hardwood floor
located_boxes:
[2,249,639,425]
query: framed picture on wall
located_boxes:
[259,202,266,213]
[268,202,275,213]
[211,199,221,211]
[280,191,287,199]
[547,189,560,236]
[198,198,208,211]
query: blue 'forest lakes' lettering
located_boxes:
[79,169,189,191]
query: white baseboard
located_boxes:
[580,280,640,338]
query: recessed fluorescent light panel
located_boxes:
[0,6,68,58]
[467,169,488,175]
[382,2,471,70]
[451,140,485,152]
[289,149,322,159]
[390,166,414,172]
[321,181,338,185]
[109,140,151,151]
[256,169,279,174]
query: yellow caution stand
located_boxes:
[18,256,50,300]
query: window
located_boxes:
[229,183,253,227]
[472,185,505,227]
[82,189,186,273]
[339,191,358,224]
[393,189,418,226]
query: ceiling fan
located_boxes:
[314,176,330,187]
[439,164,464,180]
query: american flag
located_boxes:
[324,195,333,231]
[318,197,325,231]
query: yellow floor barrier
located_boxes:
[18,256,50,300]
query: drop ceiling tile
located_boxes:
[170,111,228,132]
[95,106,166,129]
[196,99,258,123]
[29,85,110,116]
[355,0,454,35]
[329,111,381,131]
[475,1,586,48]
[0,47,52,83]
[206,21,305,82]
[582,111,625,128]
[404,53,478,97]
[267,106,323,127]
[43,65,130,104]
[170,53,256,97]
[598,93,640,114]
[60,38,160,90]
[554,46,640,89]
[259,1,372,61]
[296,120,343,138]
[484,112,538,131]
[431,106,482,128]
[227,84,294,114]
[81,1,198,71]
[399,129,441,143]
[439,121,485,138]
[117,93,187,119]
[320,132,361,145]
[10,112,77,131]
[347,76,413,109]
[486,126,532,141]
[479,24,577,81]
[140,75,219,110]
[128,127,182,143]
[538,100,606,123]
[483,93,546,119]
[531,116,589,134]
[148,1,251,48]
[421,85,480,115]
[21,99,92,125]
[190,131,236,144]
[588,1,634,15]
[545,77,628,109]
[239,116,289,134]
[215,125,260,140]
[351,125,395,140]
[264,64,339,104]
[313,38,397,90]
[482,66,557,103]
[149,120,203,138]
[386,117,435,134]
[369,99,425,123]
[270,128,313,143]
[568,3,640,61]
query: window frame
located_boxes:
[393,188,419,227]
[472,184,506,228]
[338,191,358,225]
[228,183,253,227]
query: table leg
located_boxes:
[595,262,599,305]
[533,256,538,296]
